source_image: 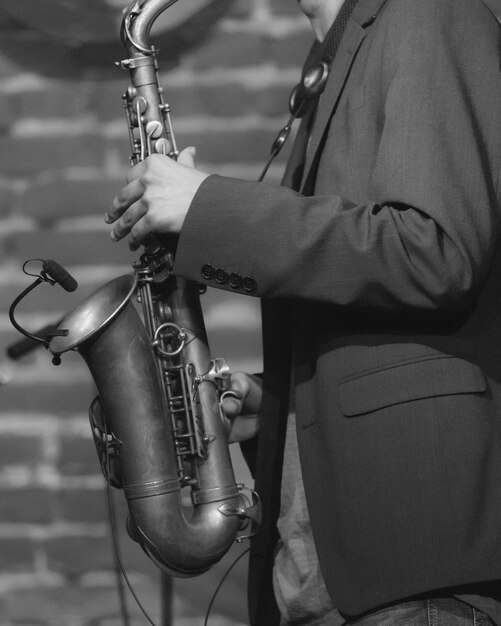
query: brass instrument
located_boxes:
[48,0,259,577]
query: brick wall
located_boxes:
[0,1,311,625]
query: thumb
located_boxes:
[221,390,244,419]
[177,145,197,168]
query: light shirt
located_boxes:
[272,412,341,625]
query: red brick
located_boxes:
[95,72,293,121]
[271,31,313,66]
[188,30,311,71]
[0,92,10,131]
[3,583,134,625]
[60,487,107,523]
[0,538,36,572]
[19,178,123,224]
[0,381,96,415]
[160,81,293,119]
[0,135,105,176]
[173,126,286,163]
[7,82,96,122]
[45,535,114,576]
[0,55,22,81]
[0,487,56,523]
[94,77,129,122]
[0,33,88,81]
[188,31,277,69]
[59,433,104,477]
[253,83,298,117]
[6,229,137,267]
[0,434,42,467]
[0,183,15,219]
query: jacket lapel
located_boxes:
[300,0,389,192]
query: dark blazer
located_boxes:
[174,0,501,622]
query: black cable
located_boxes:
[103,422,158,626]
[110,494,131,626]
[103,412,248,626]
[203,547,250,626]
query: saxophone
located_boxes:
[48,0,260,577]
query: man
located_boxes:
[106,0,501,624]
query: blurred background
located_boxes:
[0,1,500,625]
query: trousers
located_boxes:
[281,597,496,626]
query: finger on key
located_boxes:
[110,200,147,242]
[105,178,143,224]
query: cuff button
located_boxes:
[229,272,243,289]
[215,268,229,284]
[242,276,257,292]
[201,264,215,280]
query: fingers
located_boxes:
[221,390,244,419]
[105,150,207,250]
[177,146,196,168]
[221,372,262,418]
[221,373,249,418]
[109,200,147,244]
[127,214,150,251]
[106,150,194,230]
[105,161,157,246]
[227,415,261,444]
[105,176,144,228]
[220,373,262,443]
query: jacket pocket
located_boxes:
[338,355,486,417]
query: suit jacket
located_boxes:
[174,0,501,621]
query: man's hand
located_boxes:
[105,147,209,250]
[221,372,262,443]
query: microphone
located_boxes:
[42,260,78,292]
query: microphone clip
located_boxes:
[8,259,77,360]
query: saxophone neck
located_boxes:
[121,0,179,55]
[118,0,180,164]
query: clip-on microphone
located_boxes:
[8,259,78,364]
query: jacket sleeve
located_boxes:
[173,0,501,316]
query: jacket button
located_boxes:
[201,264,215,280]
[242,276,257,292]
[229,272,242,289]
[215,268,229,284]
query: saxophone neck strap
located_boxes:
[291,0,360,116]
[259,0,359,180]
